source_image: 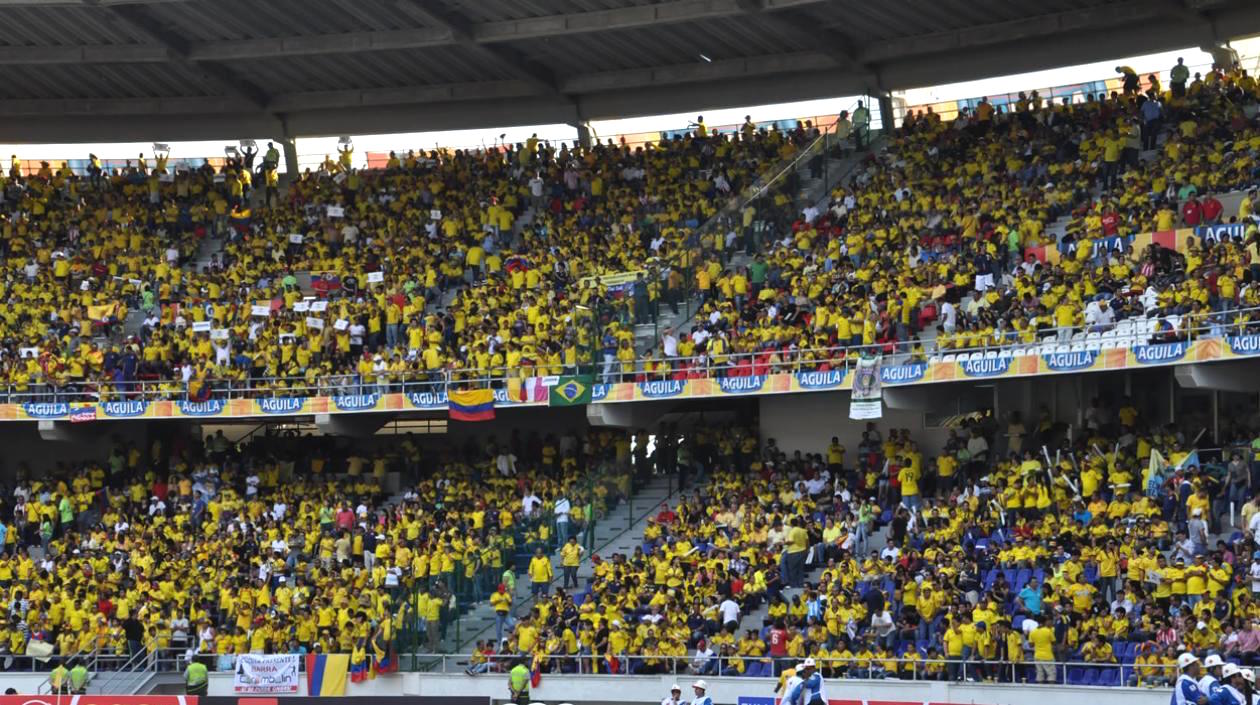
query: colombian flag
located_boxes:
[349,649,372,683]
[530,653,543,688]
[374,647,397,675]
[448,388,495,422]
[305,653,349,696]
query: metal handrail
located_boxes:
[88,635,166,695]
[35,644,101,694]
[1,303,1253,404]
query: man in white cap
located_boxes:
[661,684,683,705]
[1174,653,1208,705]
[1240,668,1256,705]
[691,680,712,705]
[1202,654,1226,700]
[1221,664,1247,705]
[799,657,826,705]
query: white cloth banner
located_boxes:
[849,355,883,420]
[233,653,300,694]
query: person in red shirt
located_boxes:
[1100,208,1120,236]
[768,618,789,673]
[1201,193,1223,224]
[1182,196,1203,226]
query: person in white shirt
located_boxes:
[521,491,541,516]
[496,449,517,477]
[718,597,740,628]
[662,330,679,358]
[661,684,684,705]
[554,495,571,542]
[940,300,957,333]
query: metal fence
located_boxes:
[3,303,1256,404]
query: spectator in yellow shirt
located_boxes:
[528,547,553,597]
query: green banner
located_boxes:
[549,375,594,406]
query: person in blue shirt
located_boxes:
[1017,578,1043,615]
[1203,654,1227,699]
[690,680,712,705]
[798,658,826,705]
[1217,664,1248,705]
[1175,653,1209,705]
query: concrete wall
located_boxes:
[758,390,953,458]
[194,671,1168,705]
[0,421,150,478]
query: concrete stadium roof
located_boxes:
[1,0,1259,142]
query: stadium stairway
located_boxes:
[634,139,882,356]
[446,473,681,654]
[736,520,893,637]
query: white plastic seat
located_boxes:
[941,354,957,363]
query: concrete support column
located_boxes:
[574,122,594,149]
[278,137,299,180]
[1201,43,1239,69]
[878,94,895,135]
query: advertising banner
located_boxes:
[233,654,300,694]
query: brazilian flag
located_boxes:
[549,375,593,406]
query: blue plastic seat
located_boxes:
[1082,668,1100,686]
[1067,667,1086,685]
[1097,669,1120,686]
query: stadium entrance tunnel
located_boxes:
[36,418,109,443]
[314,412,388,437]
[1175,360,1260,392]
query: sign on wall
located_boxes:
[233,654,301,694]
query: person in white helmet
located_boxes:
[798,657,826,705]
[1241,668,1257,705]
[1203,654,1227,700]
[661,684,683,705]
[1219,664,1248,705]
[690,680,712,705]
[1175,653,1208,705]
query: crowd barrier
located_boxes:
[0,332,1254,422]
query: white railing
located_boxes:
[4,304,1254,404]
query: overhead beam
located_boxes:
[0,44,170,64]
[737,0,881,90]
[0,52,837,116]
[0,0,829,64]
[561,51,833,93]
[859,0,1169,64]
[90,1,271,108]
[399,0,568,101]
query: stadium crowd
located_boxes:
[477,395,1260,689]
[0,426,633,670]
[660,60,1260,382]
[0,118,817,403]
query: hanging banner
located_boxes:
[233,653,300,694]
[849,354,883,420]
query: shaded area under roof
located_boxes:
[0,0,1257,142]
